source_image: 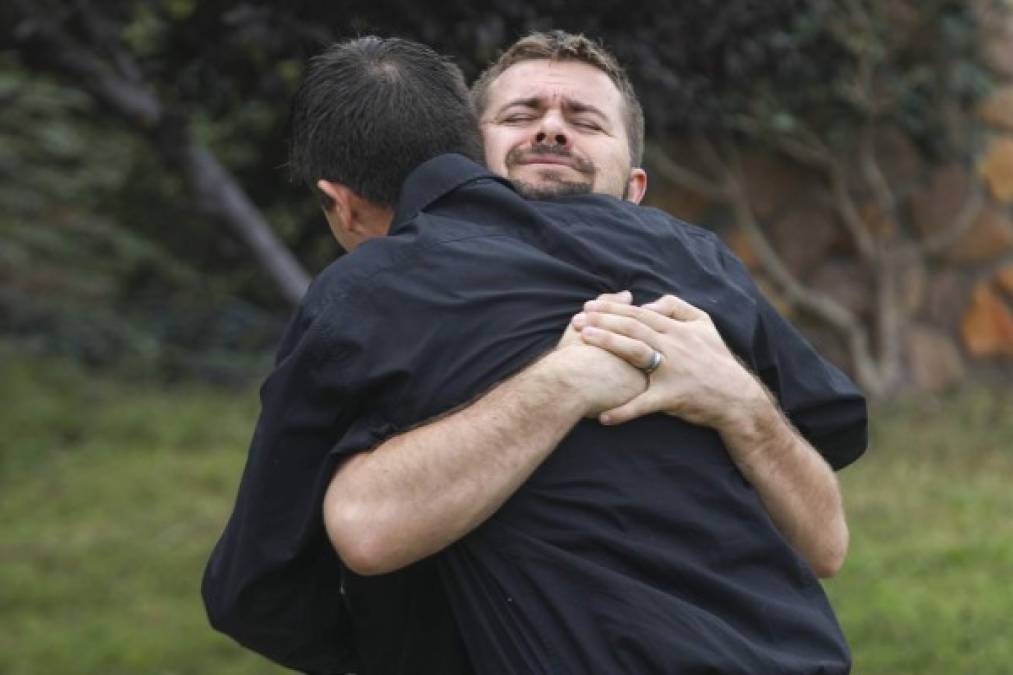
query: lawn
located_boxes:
[825,385,1013,674]
[0,352,286,675]
[1,350,1010,674]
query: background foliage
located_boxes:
[1,0,991,381]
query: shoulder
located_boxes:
[303,230,428,310]
[547,195,719,243]
[285,249,400,363]
[642,214,756,290]
[626,203,753,280]
[300,253,373,316]
[299,216,515,328]
[631,205,726,249]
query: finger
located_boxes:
[594,289,633,304]
[580,326,657,369]
[582,312,661,346]
[573,291,632,329]
[556,320,584,348]
[641,294,707,322]
[600,390,662,426]
[582,301,673,334]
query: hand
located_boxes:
[572,294,767,429]
[556,290,632,349]
[551,290,646,418]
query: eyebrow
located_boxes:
[564,99,608,120]
[499,97,542,113]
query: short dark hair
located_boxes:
[471,31,644,168]
[289,36,483,208]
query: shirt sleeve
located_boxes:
[718,245,869,470]
[201,290,393,675]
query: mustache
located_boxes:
[505,144,596,175]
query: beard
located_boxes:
[505,144,597,200]
[510,172,631,201]
[510,174,594,200]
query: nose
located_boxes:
[535,129,568,146]
[534,113,569,148]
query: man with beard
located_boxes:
[205,33,865,674]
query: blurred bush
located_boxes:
[1,1,994,386]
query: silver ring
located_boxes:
[642,350,664,374]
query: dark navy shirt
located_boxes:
[203,154,867,674]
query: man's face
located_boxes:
[479,59,644,203]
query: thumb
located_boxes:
[596,289,633,304]
[643,294,704,321]
[599,390,660,426]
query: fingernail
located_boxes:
[582,326,602,337]
[572,313,586,327]
[600,413,613,425]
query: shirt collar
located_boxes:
[390,154,514,234]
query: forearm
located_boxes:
[324,350,588,576]
[719,386,848,578]
[575,297,851,577]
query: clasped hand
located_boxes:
[562,290,766,430]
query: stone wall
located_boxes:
[643,3,1013,395]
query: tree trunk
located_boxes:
[184,146,310,305]
[10,3,311,306]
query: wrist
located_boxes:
[525,347,596,419]
[716,380,785,462]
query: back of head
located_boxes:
[289,36,483,208]
[471,30,644,168]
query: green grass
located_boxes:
[1,349,1010,674]
[0,351,287,675]
[825,387,1013,675]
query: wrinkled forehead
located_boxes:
[484,59,626,121]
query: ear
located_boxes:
[318,179,350,217]
[625,168,648,205]
[316,179,394,251]
[317,179,356,236]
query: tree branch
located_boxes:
[644,125,888,396]
[772,134,832,169]
[644,146,728,200]
[185,146,311,304]
[737,107,879,264]
[759,129,878,263]
[828,161,879,262]
[915,181,986,258]
[11,2,311,305]
[731,173,885,395]
[19,16,162,126]
[72,0,146,85]
[690,135,730,179]
[859,125,900,226]
[719,140,886,395]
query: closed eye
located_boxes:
[502,114,536,124]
